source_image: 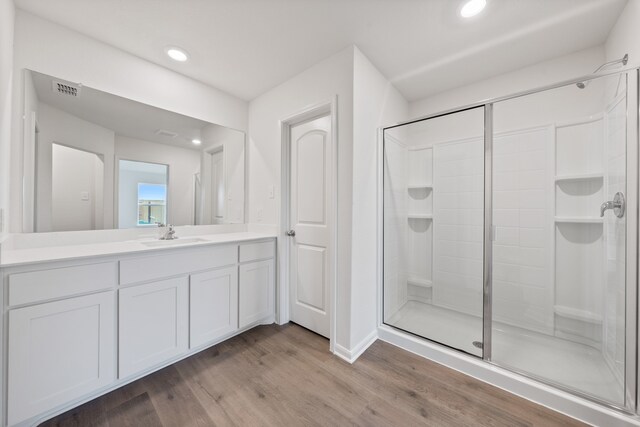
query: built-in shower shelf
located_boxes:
[407,214,433,220]
[554,305,603,324]
[554,172,604,183]
[408,184,433,190]
[407,276,432,288]
[554,217,603,224]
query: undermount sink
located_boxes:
[141,237,208,247]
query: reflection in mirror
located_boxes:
[118,160,168,228]
[23,69,245,232]
[51,143,105,232]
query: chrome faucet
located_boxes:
[157,223,178,240]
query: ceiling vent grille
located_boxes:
[52,80,81,97]
[155,129,178,138]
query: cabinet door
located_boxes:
[119,277,188,378]
[190,266,238,348]
[239,259,275,328]
[8,291,116,426]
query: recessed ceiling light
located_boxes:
[166,47,189,62]
[192,139,202,145]
[460,0,486,18]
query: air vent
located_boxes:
[52,80,81,97]
[155,129,178,138]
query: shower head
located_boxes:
[576,53,628,89]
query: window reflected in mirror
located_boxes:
[137,183,167,226]
[117,159,168,228]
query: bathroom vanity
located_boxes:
[0,232,276,426]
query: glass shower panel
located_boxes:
[383,107,485,356]
[490,73,630,406]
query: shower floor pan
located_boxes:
[387,300,623,405]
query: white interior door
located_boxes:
[289,115,331,338]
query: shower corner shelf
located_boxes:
[407,276,432,288]
[554,172,604,183]
[408,184,433,190]
[554,216,603,224]
[407,214,433,220]
[554,305,603,325]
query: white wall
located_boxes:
[605,0,640,66]
[0,0,14,241]
[10,10,248,232]
[351,47,408,349]
[21,70,38,232]
[248,46,355,349]
[36,103,115,232]
[115,136,201,228]
[247,45,408,354]
[200,124,245,224]
[0,3,14,425]
[51,144,104,231]
[410,46,605,119]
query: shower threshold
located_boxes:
[386,300,623,405]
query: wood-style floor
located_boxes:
[41,324,586,427]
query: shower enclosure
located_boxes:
[382,68,638,411]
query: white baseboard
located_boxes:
[378,325,640,427]
[333,330,378,364]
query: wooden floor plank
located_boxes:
[40,324,586,427]
[104,392,162,427]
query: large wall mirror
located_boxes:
[21,69,246,232]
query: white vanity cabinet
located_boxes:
[190,266,238,349]
[7,291,116,426]
[239,241,276,328]
[118,276,189,378]
[1,236,276,427]
[239,259,275,328]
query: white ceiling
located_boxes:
[15,0,628,102]
[30,70,234,151]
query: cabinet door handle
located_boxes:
[285,229,296,237]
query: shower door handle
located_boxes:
[600,192,625,218]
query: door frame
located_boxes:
[279,96,338,352]
[206,146,226,224]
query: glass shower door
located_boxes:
[489,71,637,408]
[383,107,486,357]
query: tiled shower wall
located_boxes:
[432,138,484,316]
[431,127,555,334]
[492,128,554,334]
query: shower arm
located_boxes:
[576,54,628,88]
[592,54,629,74]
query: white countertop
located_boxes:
[0,232,277,267]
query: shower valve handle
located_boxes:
[600,192,625,218]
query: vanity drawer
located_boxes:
[120,244,237,285]
[239,240,275,263]
[8,262,118,306]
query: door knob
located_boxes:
[286,229,296,237]
[600,192,625,218]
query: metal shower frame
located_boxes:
[381,65,640,414]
